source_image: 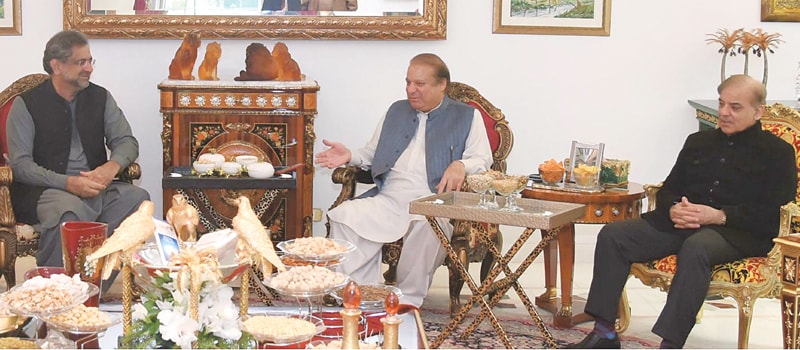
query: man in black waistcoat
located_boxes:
[6,30,150,271]
[568,74,797,349]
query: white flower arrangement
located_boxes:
[123,269,254,349]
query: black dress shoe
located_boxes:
[566,332,621,349]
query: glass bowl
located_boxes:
[276,238,355,262]
[130,243,249,291]
[538,168,564,185]
[44,308,121,334]
[240,313,325,345]
[329,284,402,310]
[0,279,98,317]
[573,171,599,189]
[263,267,349,297]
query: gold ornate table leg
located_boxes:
[425,216,512,349]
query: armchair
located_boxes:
[617,102,800,348]
[326,81,513,315]
[0,74,142,288]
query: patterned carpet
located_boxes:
[420,307,658,349]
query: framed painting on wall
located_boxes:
[762,0,800,21]
[493,0,611,36]
[0,0,21,35]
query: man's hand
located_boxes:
[315,139,352,169]
[66,175,106,198]
[670,196,726,229]
[436,161,466,194]
[80,160,120,188]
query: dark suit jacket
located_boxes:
[642,120,797,256]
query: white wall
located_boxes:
[2,0,797,236]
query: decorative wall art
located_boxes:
[706,28,783,86]
[493,0,611,36]
[0,0,21,36]
[762,0,800,21]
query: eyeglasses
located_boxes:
[67,58,96,68]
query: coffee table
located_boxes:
[410,192,585,348]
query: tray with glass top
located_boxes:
[409,191,586,229]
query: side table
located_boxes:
[410,191,585,348]
[522,183,644,328]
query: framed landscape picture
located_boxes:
[493,0,611,36]
[762,0,800,21]
[0,0,20,35]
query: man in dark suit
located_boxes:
[569,74,797,348]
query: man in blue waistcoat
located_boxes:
[315,53,493,306]
[6,30,150,273]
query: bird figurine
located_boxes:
[231,196,286,278]
[86,201,156,280]
[166,194,200,243]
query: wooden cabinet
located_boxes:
[158,80,319,242]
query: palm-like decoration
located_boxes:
[750,28,783,86]
[738,31,757,75]
[706,28,743,83]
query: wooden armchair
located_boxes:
[617,102,800,348]
[0,74,142,288]
[326,81,513,315]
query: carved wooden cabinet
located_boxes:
[158,80,319,242]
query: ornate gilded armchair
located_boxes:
[617,102,800,348]
[326,81,513,315]
[0,74,142,288]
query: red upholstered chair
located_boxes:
[617,102,800,349]
[326,81,513,315]
[0,74,142,288]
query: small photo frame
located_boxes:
[153,219,180,264]
[568,140,604,183]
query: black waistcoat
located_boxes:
[10,80,108,224]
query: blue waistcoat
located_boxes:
[370,96,475,194]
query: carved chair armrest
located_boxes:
[117,162,142,183]
[643,182,663,212]
[0,166,13,228]
[329,166,374,211]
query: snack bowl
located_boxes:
[247,162,275,179]
[236,155,259,166]
[538,167,564,185]
[192,161,215,174]
[44,306,121,334]
[329,284,402,310]
[264,267,349,297]
[573,171,598,189]
[276,237,356,262]
[221,161,242,175]
[240,313,325,346]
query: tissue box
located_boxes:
[600,159,630,188]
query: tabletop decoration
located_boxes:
[380,292,402,349]
[121,266,254,349]
[706,28,783,86]
[340,280,362,349]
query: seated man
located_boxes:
[315,53,492,306]
[6,30,150,269]
[569,74,797,348]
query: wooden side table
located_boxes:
[522,183,644,328]
[774,233,800,348]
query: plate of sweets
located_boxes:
[0,274,98,316]
[264,265,349,297]
[330,284,402,310]
[277,237,355,262]
[240,313,325,346]
[44,304,121,334]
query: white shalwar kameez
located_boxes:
[328,107,492,307]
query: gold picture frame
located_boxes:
[0,0,21,36]
[762,0,800,21]
[493,0,611,36]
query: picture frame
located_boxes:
[762,0,800,21]
[493,0,611,36]
[568,140,604,183]
[0,0,21,36]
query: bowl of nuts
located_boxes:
[240,313,325,346]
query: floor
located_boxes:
[419,225,784,349]
[9,224,783,349]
